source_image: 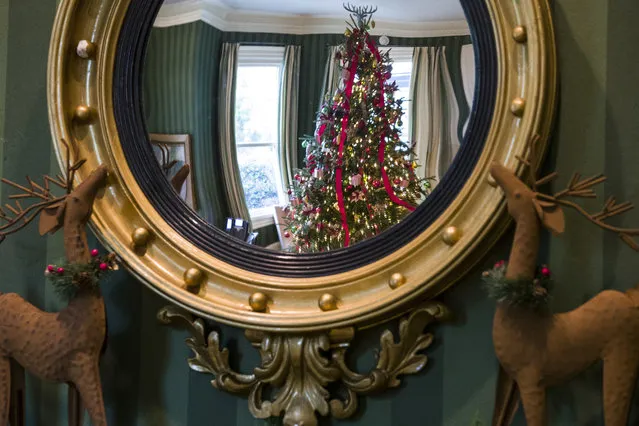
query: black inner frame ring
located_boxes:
[113,0,497,278]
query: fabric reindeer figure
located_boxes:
[0,140,110,426]
[489,136,639,426]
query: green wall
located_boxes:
[1,0,639,425]
[144,22,227,226]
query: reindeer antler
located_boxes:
[157,144,178,176]
[516,135,559,192]
[0,139,84,241]
[343,3,378,28]
[523,134,639,251]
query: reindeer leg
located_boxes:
[0,357,10,426]
[67,385,84,426]
[603,349,639,426]
[518,381,547,426]
[8,360,24,426]
[70,356,106,426]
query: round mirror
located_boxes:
[142,1,476,255]
[49,0,555,329]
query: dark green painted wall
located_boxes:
[1,1,639,425]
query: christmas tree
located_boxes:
[283,4,433,253]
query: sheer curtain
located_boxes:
[410,46,461,182]
[218,42,251,224]
[460,44,476,135]
[319,46,341,107]
[279,45,301,190]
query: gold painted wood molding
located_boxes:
[157,302,451,426]
[47,0,556,333]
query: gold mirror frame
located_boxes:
[47,0,556,332]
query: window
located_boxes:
[235,46,287,228]
[383,47,414,143]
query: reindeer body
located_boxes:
[0,163,109,425]
[491,162,639,426]
[495,293,639,386]
[0,290,105,378]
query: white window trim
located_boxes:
[251,209,276,229]
[380,47,414,144]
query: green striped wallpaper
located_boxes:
[144,21,227,226]
[0,0,8,202]
[2,2,639,425]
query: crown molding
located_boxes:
[154,0,471,37]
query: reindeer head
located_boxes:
[39,165,108,235]
[490,162,565,236]
[0,140,108,243]
[490,135,639,249]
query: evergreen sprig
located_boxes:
[482,261,554,311]
[45,253,118,301]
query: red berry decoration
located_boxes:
[284,232,291,238]
[57,267,65,274]
[541,266,551,277]
[47,265,55,273]
[91,249,99,257]
[99,263,108,271]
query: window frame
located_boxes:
[235,45,287,229]
[381,46,415,143]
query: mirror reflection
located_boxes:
[144,0,475,252]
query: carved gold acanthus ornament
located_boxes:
[158,301,452,425]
